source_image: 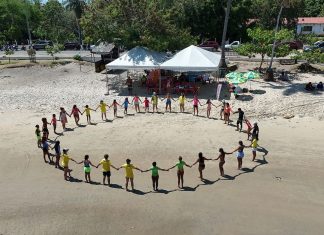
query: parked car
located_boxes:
[303,41,324,52]
[64,42,81,50]
[225,41,240,50]
[32,40,53,50]
[199,40,219,51]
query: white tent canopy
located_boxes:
[160,45,221,71]
[106,46,167,70]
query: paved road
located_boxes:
[0,50,101,60]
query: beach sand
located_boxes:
[0,62,324,235]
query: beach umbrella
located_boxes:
[243,71,260,91]
[225,72,247,85]
[243,71,260,80]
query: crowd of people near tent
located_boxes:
[35,92,261,191]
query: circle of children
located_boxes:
[35,92,260,191]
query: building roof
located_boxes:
[298,17,324,24]
[91,42,115,54]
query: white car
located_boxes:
[225,41,240,50]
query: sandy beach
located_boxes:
[0,62,324,235]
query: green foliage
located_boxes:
[80,0,196,51]
[27,48,37,62]
[250,0,304,29]
[4,49,14,63]
[303,0,324,17]
[73,54,82,61]
[291,49,324,63]
[235,27,294,69]
[46,44,64,61]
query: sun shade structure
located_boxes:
[160,45,221,71]
[243,71,260,80]
[106,46,168,70]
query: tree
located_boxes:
[235,28,293,70]
[303,0,324,16]
[46,44,63,61]
[5,49,14,63]
[81,0,196,51]
[27,48,36,62]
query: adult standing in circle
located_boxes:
[191,152,212,180]
[231,141,250,170]
[234,108,245,132]
[70,105,82,126]
[59,107,70,131]
[252,122,259,141]
[126,76,133,95]
[214,148,231,177]
[168,156,191,188]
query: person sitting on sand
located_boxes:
[35,125,42,148]
[96,100,108,121]
[317,82,323,90]
[230,141,251,170]
[77,155,97,183]
[61,149,77,181]
[168,156,191,189]
[214,148,231,177]
[118,159,142,191]
[82,105,96,124]
[191,152,212,180]
[97,154,118,186]
[142,162,168,191]
[132,94,142,113]
[305,82,315,91]
[70,105,82,126]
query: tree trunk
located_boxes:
[219,0,233,76]
[269,4,283,70]
[259,54,264,71]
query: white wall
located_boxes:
[297,24,324,36]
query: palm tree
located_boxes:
[63,0,87,44]
[219,0,233,77]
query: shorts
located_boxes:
[252,148,257,152]
[177,170,184,176]
[43,128,49,133]
[166,100,171,105]
[134,102,139,106]
[199,164,205,170]
[103,171,111,177]
[73,114,79,119]
[37,135,41,141]
[237,119,243,125]
[237,152,244,158]
[152,175,159,181]
[42,148,49,153]
[128,85,133,90]
[193,105,198,108]
[84,166,91,173]
[224,112,230,117]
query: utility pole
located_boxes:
[219,0,232,77]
